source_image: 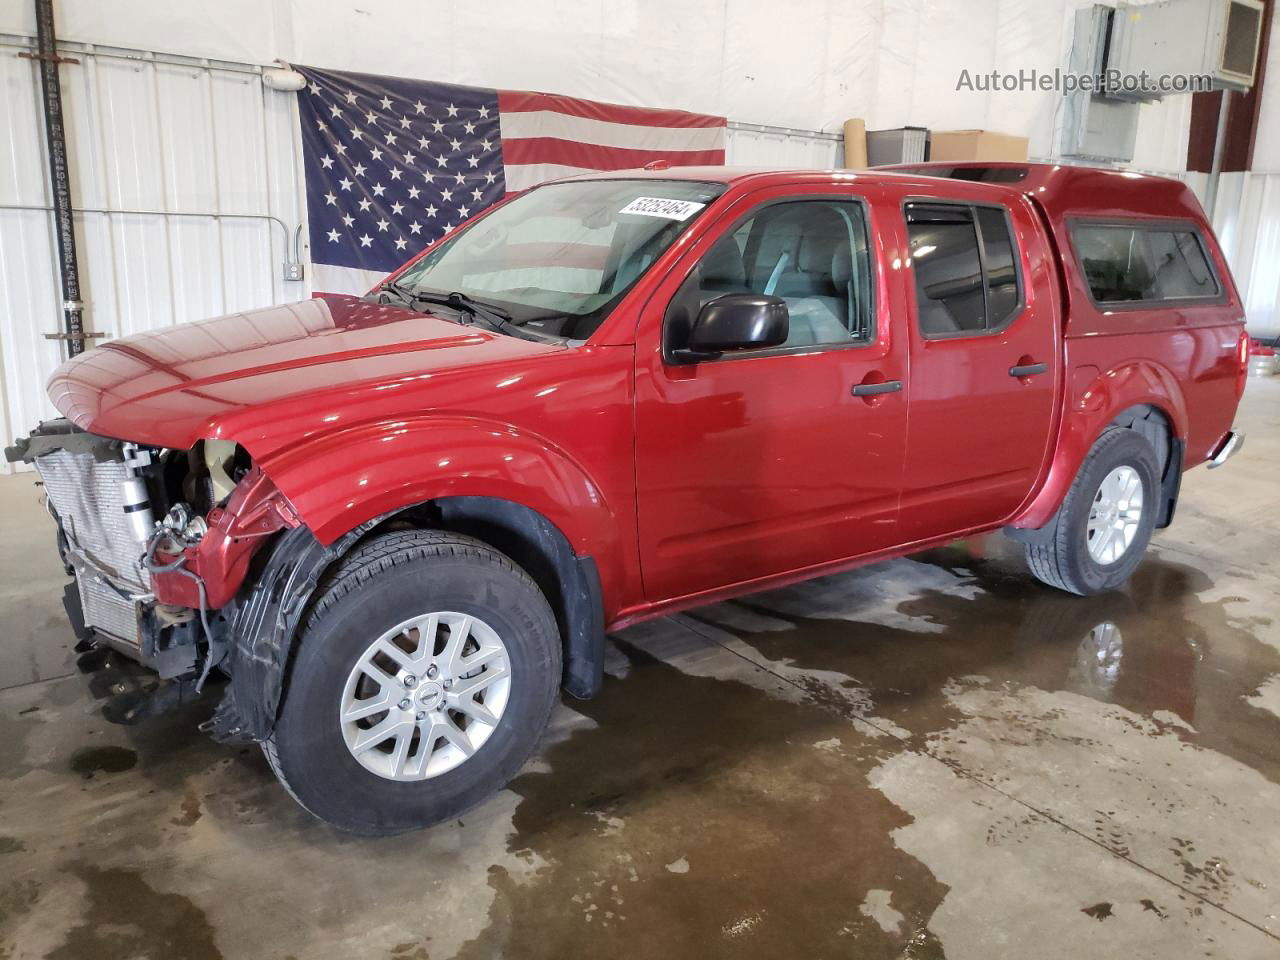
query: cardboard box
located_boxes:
[929,129,1029,162]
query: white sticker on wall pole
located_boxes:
[618,197,707,221]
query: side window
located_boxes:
[1071,222,1220,304]
[688,200,874,348]
[977,207,1020,325]
[1148,231,1217,299]
[905,202,1022,337]
[1072,224,1150,301]
[906,204,985,334]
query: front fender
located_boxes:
[1011,359,1188,530]
[256,414,625,581]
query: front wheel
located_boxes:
[264,530,561,835]
[1023,427,1160,596]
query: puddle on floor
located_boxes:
[68,746,138,778]
[456,638,948,960]
[452,544,1280,957]
[690,545,1280,784]
[45,865,222,960]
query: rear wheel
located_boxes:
[1024,427,1160,596]
[265,530,561,835]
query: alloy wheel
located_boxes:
[1086,465,1144,565]
[339,611,512,781]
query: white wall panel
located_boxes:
[1204,172,1280,338]
[1130,93,1194,174]
[263,73,307,308]
[0,47,64,462]
[0,39,307,473]
[1183,170,1280,338]
[94,53,176,338]
[209,70,277,315]
[1251,13,1280,172]
[726,125,843,169]
[1239,176,1280,339]
[156,62,224,323]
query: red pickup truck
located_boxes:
[10,162,1247,834]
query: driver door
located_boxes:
[633,187,909,602]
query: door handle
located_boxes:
[851,380,903,397]
[1009,362,1048,378]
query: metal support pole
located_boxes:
[1204,91,1232,223]
[29,0,86,357]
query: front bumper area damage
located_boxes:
[7,420,301,726]
[9,423,165,663]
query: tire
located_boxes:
[264,529,561,835]
[1024,427,1160,596]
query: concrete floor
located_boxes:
[1,382,1278,960]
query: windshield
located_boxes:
[391,179,724,339]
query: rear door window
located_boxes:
[905,202,1023,337]
[1071,223,1220,304]
[976,207,1020,324]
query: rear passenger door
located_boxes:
[897,196,1059,541]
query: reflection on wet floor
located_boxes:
[3,436,1280,958]
[687,543,1280,781]
[462,637,950,960]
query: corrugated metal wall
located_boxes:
[0,36,307,472]
[1199,171,1280,339]
[1182,170,1279,339]
[726,122,844,168]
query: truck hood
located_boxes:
[47,294,564,451]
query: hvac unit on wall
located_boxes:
[1107,0,1265,98]
[1060,0,1265,164]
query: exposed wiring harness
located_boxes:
[144,530,220,693]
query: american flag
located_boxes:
[294,65,727,294]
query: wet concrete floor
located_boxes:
[1,379,1278,959]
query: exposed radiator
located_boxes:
[33,447,150,648]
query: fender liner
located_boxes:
[207,500,606,743]
[207,521,378,743]
[435,496,605,700]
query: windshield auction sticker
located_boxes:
[619,197,707,221]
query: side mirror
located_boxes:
[678,294,789,361]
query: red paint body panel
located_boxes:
[631,181,910,600]
[46,296,564,453]
[44,164,1246,630]
[888,184,1065,542]
[254,346,642,615]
